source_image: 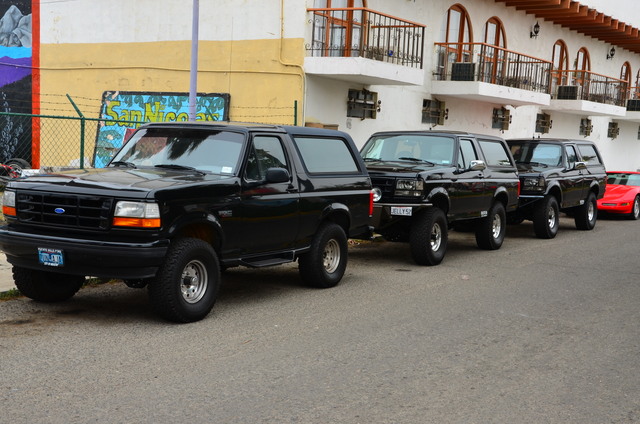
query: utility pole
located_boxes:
[188,0,199,121]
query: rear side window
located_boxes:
[577,144,602,165]
[293,136,359,173]
[458,139,478,169]
[478,139,513,167]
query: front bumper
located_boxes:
[597,202,632,214]
[371,203,429,229]
[0,228,169,279]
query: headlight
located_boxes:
[113,201,161,228]
[372,187,382,202]
[522,177,545,191]
[2,190,16,217]
[395,179,424,197]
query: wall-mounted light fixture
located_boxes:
[607,46,616,60]
[530,21,540,38]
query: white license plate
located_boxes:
[38,248,64,267]
[390,206,413,216]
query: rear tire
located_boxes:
[475,201,506,250]
[533,195,559,239]
[299,222,348,288]
[148,238,220,323]
[574,192,597,230]
[409,208,448,266]
[13,266,85,302]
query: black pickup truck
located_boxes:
[0,122,373,322]
[506,138,607,238]
[360,131,520,266]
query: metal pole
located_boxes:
[189,0,199,121]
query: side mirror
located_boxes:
[574,161,587,170]
[469,160,487,171]
[265,167,290,184]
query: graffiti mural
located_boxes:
[95,91,230,167]
[0,1,34,164]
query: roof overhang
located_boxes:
[496,0,640,54]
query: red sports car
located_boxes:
[597,171,640,220]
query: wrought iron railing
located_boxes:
[553,70,628,106]
[434,42,552,94]
[307,7,425,69]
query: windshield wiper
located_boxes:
[397,157,436,166]
[154,164,206,175]
[110,161,137,168]
[516,160,548,168]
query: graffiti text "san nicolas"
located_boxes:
[104,101,220,126]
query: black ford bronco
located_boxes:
[0,122,373,322]
[360,131,520,266]
[506,138,607,238]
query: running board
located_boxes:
[239,252,296,268]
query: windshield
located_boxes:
[509,142,563,169]
[607,172,640,186]
[361,134,455,167]
[110,128,245,175]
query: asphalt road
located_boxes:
[1,216,639,424]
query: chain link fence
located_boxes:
[0,102,298,171]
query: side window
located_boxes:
[294,136,359,173]
[478,139,513,167]
[244,136,288,181]
[577,144,602,165]
[458,138,478,169]
[565,145,578,169]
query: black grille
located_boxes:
[16,191,113,230]
[371,177,396,201]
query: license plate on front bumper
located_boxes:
[390,206,413,216]
[38,248,64,267]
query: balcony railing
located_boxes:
[553,70,628,107]
[434,42,552,95]
[307,7,425,69]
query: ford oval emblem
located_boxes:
[54,208,66,214]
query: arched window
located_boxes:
[440,4,473,60]
[635,69,640,99]
[479,17,506,83]
[574,47,591,96]
[620,62,632,102]
[551,40,569,88]
[312,0,367,57]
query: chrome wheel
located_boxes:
[547,205,557,230]
[180,259,208,304]
[323,239,341,274]
[492,213,502,239]
[633,197,640,219]
[587,201,595,222]
[430,221,443,252]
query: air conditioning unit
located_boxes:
[451,62,476,81]
[627,99,640,111]
[557,85,578,100]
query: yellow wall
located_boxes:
[38,38,305,166]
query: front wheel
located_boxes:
[475,201,506,250]
[13,267,85,302]
[533,195,560,239]
[148,238,220,323]
[629,196,640,220]
[298,222,348,288]
[409,208,448,266]
[574,192,597,230]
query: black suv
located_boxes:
[0,122,373,322]
[360,131,520,266]
[507,138,607,238]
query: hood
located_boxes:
[367,163,451,176]
[602,184,640,201]
[10,167,236,197]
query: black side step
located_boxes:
[239,252,295,268]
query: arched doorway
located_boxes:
[479,17,506,84]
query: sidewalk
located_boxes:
[0,253,16,292]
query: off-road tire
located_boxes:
[533,195,560,239]
[148,238,220,323]
[409,208,448,266]
[13,266,85,302]
[299,222,348,288]
[475,201,506,250]
[574,192,597,230]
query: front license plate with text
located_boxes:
[38,248,64,267]
[390,206,413,216]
